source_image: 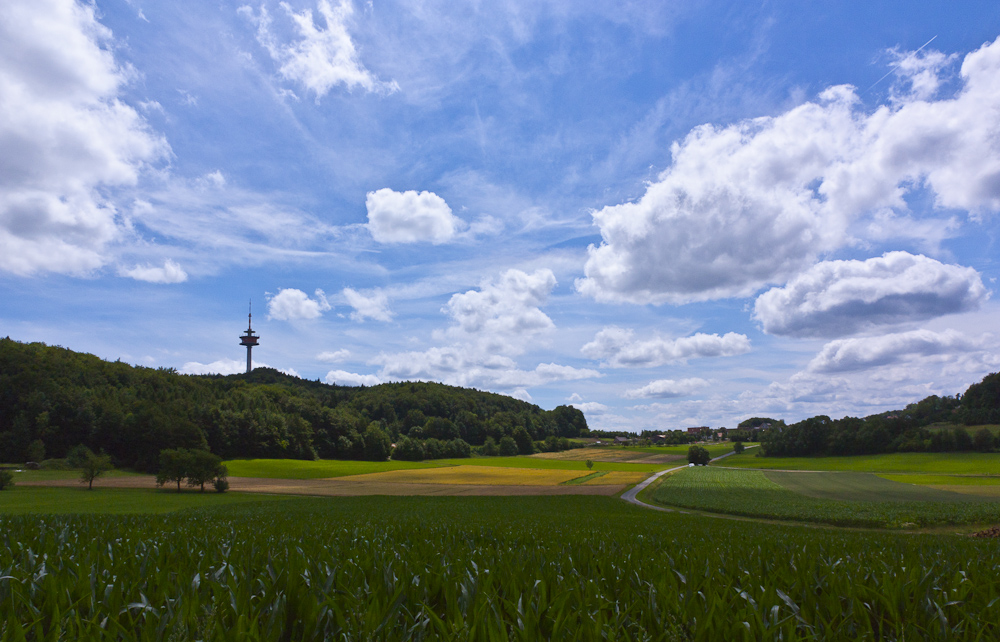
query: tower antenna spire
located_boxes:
[240,299,260,374]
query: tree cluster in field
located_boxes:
[758,374,1000,457]
[155,448,228,492]
[0,338,588,470]
[687,445,711,466]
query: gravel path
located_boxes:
[620,447,754,512]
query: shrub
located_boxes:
[498,436,519,457]
[733,441,745,454]
[423,438,446,460]
[362,423,392,461]
[512,427,534,455]
[213,465,229,493]
[66,445,93,468]
[974,427,995,452]
[392,437,425,461]
[0,470,14,490]
[40,458,72,470]
[26,439,45,464]
[480,437,500,457]
[954,428,974,451]
[444,438,471,459]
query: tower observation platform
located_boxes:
[239,305,259,374]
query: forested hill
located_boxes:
[0,338,587,470]
[759,372,1000,457]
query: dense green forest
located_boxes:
[0,338,587,470]
[760,372,1000,457]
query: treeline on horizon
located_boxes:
[0,338,587,471]
[756,372,1000,457]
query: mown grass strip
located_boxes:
[765,471,983,503]
[562,471,608,485]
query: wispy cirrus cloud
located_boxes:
[240,0,398,100]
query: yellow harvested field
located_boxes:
[341,465,585,486]
[581,471,649,485]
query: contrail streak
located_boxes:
[867,35,938,93]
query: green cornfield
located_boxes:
[3,495,1000,640]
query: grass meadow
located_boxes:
[651,466,1000,528]
[9,468,146,483]
[3,493,1000,640]
[717,451,1000,474]
[0,486,285,515]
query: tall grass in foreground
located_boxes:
[2,496,1000,640]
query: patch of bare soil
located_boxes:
[19,476,627,497]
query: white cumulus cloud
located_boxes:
[571,401,609,415]
[267,288,331,320]
[442,268,556,353]
[366,188,464,244]
[0,0,168,275]
[342,287,393,322]
[240,0,397,99]
[119,259,188,284]
[806,329,982,374]
[316,349,350,362]
[374,347,599,390]
[623,378,709,399]
[323,369,381,386]
[581,327,750,367]
[754,252,988,337]
[181,358,249,375]
[369,268,599,391]
[578,36,1000,305]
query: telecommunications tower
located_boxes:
[239,301,259,374]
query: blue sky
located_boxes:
[4,0,1000,432]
